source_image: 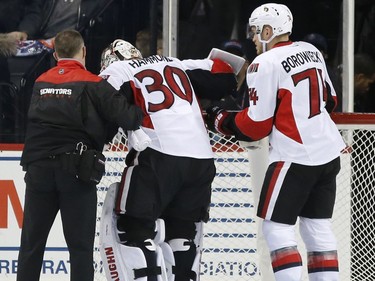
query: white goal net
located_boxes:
[94,113,375,281]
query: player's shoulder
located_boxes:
[294,40,315,48]
[258,41,319,63]
[251,51,275,68]
[268,41,296,56]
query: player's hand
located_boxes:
[7,31,28,41]
[205,105,224,117]
[205,105,234,136]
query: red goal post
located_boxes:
[94,112,375,281]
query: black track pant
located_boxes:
[17,158,97,281]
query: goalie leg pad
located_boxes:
[101,238,165,281]
[164,218,204,281]
[100,183,166,281]
[169,238,197,281]
[191,222,203,281]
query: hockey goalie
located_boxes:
[98,38,240,281]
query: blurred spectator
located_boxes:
[0,34,17,59]
[135,28,163,57]
[1,0,151,143]
[354,1,375,114]
[0,0,27,67]
[0,33,17,82]
[355,0,375,61]
[6,0,116,70]
[303,33,329,59]
[0,34,18,142]
[353,53,375,112]
[222,39,245,58]
[2,0,113,143]
[7,0,109,41]
[178,0,241,59]
[303,32,343,111]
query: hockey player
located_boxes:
[206,3,346,281]
[98,39,238,281]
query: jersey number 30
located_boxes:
[135,66,194,112]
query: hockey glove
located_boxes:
[205,106,235,136]
[205,106,257,142]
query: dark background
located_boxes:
[2,0,374,143]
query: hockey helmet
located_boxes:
[248,3,293,41]
[100,39,143,71]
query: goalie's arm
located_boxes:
[183,58,237,101]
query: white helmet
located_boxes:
[100,39,142,71]
[249,3,293,43]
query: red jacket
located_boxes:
[21,59,143,166]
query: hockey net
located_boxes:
[94,112,375,281]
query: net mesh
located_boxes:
[347,128,375,280]
[93,122,375,281]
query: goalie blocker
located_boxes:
[100,183,204,281]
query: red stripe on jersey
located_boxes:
[131,81,154,129]
[234,110,273,140]
[115,167,129,214]
[307,251,339,273]
[260,162,284,218]
[210,58,234,74]
[275,89,303,144]
[271,246,302,272]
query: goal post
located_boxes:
[330,112,375,281]
[94,112,375,281]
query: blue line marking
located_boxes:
[211,203,254,208]
[215,158,249,163]
[203,248,257,253]
[212,187,252,192]
[0,157,21,161]
[205,233,256,238]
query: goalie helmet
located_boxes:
[100,39,143,71]
[249,3,293,40]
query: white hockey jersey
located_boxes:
[235,41,346,165]
[100,55,235,159]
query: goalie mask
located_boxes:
[248,3,293,44]
[100,39,143,71]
